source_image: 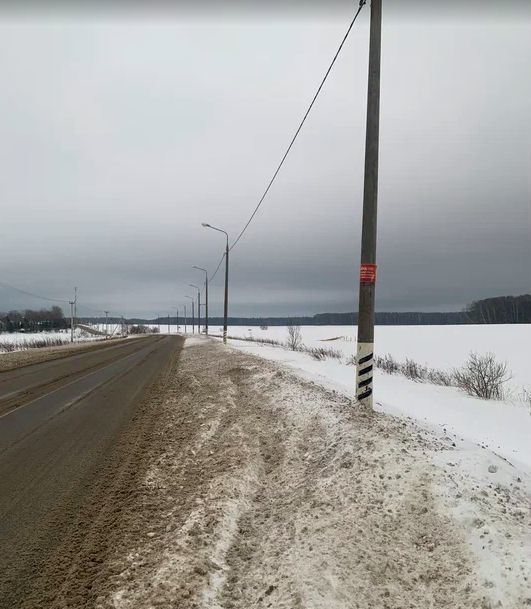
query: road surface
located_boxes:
[0,335,183,609]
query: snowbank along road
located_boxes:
[102,339,530,609]
[0,335,184,609]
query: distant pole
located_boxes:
[185,296,194,333]
[74,286,77,327]
[223,242,229,343]
[356,0,382,410]
[193,266,209,335]
[104,310,109,338]
[176,307,179,332]
[184,304,187,333]
[205,276,208,335]
[69,301,74,343]
[189,284,201,334]
[201,224,229,343]
[167,314,170,334]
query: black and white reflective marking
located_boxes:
[356,342,374,404]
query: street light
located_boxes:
[185,296,195,334]
[193,266,208,335]
[189,284,201,334]
[202,223,229,343]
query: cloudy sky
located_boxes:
[0,1,529,318]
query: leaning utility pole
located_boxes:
[356,0,382,409]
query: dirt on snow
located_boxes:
[95,339,530,609]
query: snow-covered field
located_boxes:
[217,324,531,473]
[0,328,102,351]
[226,324,530,392]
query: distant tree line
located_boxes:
[78,294,531,328]
[465,294,531,324]
[0,306,67,333]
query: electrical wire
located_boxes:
[228,0,367,251]
[0,280,115,317]
[208,252,226,284]
[0,281,69,304]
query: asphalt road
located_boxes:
[0,335,184,609]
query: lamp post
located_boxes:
[189,284,201,334]
[202,223,229,343]
[185,296,195,334]
[193,266,208,335]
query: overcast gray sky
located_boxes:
[0,1,529,318]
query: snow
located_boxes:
[113,338,530,608]
[226,324,531,392]
[0,328,102,350]
[221,324,531,473]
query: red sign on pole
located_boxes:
[360,263,377,284]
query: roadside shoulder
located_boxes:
[100,339,529,609]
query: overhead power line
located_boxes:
[0,281,69,304]
[208,252,226,284]
[228,0,367,252]
[0,280,112,316]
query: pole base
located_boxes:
[356,341,374,409]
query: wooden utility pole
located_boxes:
[356,0,382,409]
